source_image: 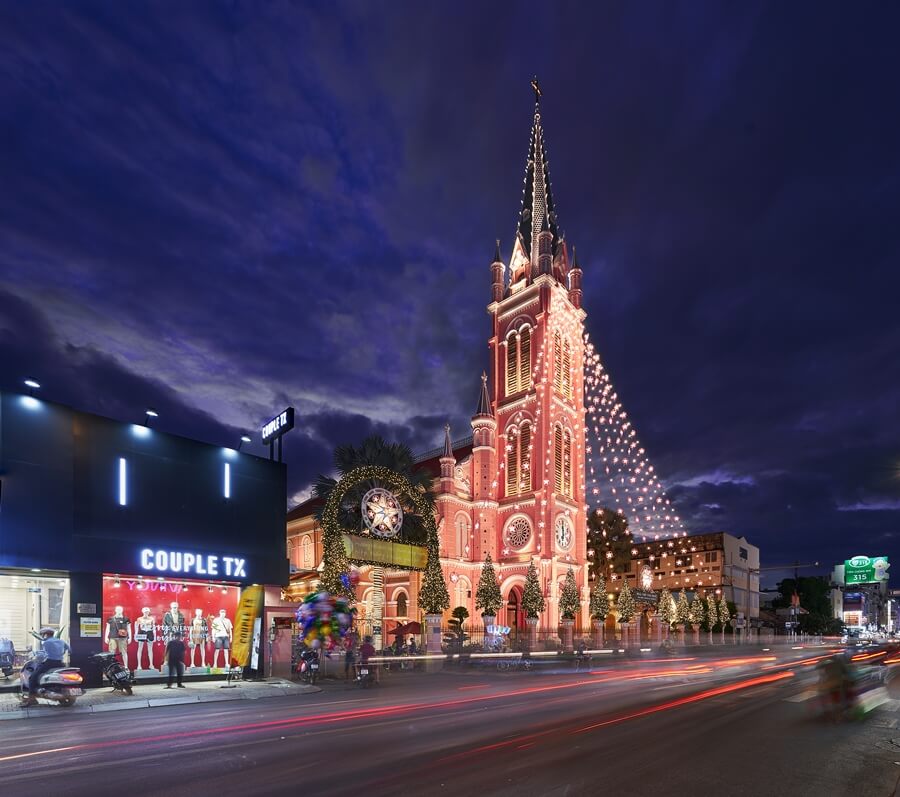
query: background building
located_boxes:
[830,556,891,631]
[0,390,288,686]
[627,532,761,621]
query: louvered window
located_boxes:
[554,425,564,493]
[519,327,531,391]
[563,338,572,398]
[563,429,572,497]
[506,430,519,496]
[519,422,532,493]
[554,331,563,394]
[506,334,518,396]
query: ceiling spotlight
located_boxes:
[144,407,159,426]
[238,434,251,451]
[24,378,41,396]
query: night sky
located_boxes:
[2,3,899,584]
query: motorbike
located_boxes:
[91,651,135,695]
[356,661,375,688]
[19,654,84,707]
[298,648,320,685]
[0,638,14,679]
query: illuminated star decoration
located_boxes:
[363,488,403,538]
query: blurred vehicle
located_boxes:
[0,638,14,679]
[19,654,84,707]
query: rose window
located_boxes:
[504,517,532,549]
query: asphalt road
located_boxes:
[2,647,898,797]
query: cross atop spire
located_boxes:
[516,80,559,266]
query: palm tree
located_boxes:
[313,435,435,544]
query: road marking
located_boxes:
[0,746,77,763]
[784,689,818,703]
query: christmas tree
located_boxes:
[675,589,691,626]
[559,568,580,620]
[420,529,450,614]
[657,586,674,627]
[522,562,546,619]
[617,580,636,624]
[589,575,610,622]
[718,596,731,627]
[706,593,719,630]
[320,532,353,599]
[689,594,705,626]
[475,554,503,617]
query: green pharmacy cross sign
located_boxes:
[844,555,890,585]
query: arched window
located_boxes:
[563,429,572,497]
[505,326,533,397]
[454,577,471,610]
[554,424,564,493]
[397,593,408,618]
[563,338,572,398]
[301,536,313,569]
[455,513,470,557]
[286,538,295,567]
[519,421,532,493]
[554,331,562,394]
[506,428,519,497]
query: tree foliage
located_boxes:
[706,593,719,630]
[689,594,705,626]
[718,596,731,628]
[586,507,633,583]
[657,587,674,626]
[559,569,581,620]
[475,554,503,617]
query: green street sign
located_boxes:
[844,555,890,585]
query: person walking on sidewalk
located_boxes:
[165,636,186,688]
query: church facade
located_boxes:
[286,95,590,634]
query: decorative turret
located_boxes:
[470,372,497,502]
[439,423,455,489]
[537,211,553,276]
[568,245,583,309]
[490,240,504,302]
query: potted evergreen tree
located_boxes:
[617,580,636,647]
[656,586,674,641]
[689,593,705,646]
[589,575,610,648]
[706,593,719,645]
[475,554,503,640]
[558,569,580,653]
[522,562,546,650]
[675,589,691,645]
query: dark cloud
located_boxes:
[1,2,899,572]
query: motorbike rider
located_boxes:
[359,635,377,683]
[25,628,69,700]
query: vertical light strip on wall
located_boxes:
[118,457,127,506]
[224,462,231,499]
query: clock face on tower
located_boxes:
[555,516,572,551]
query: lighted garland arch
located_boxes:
[320,465,450,614]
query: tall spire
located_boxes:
[475,371,492,417]
[516,77,559,267]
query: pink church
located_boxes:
[286,95,590,635]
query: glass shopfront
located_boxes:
[0,569,71,679]
[102,575,240,678]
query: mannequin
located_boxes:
[189,608,208,668]
[163,601,185,643]
[104,605,131,670]
[133,607,156,670]
[211,609,233,669]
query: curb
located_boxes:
[0,683,321,720]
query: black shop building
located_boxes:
[0,391,288,686]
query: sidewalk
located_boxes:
[0,677,320,720]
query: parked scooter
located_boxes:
[91,651,135,695]
[19,655,84,707]
[356,662,375,688]
[0,638,15,679]
[298,648,320,685]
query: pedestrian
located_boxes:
[344,637,356,681]
[408,636,418,655]
[165,635,186,688]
